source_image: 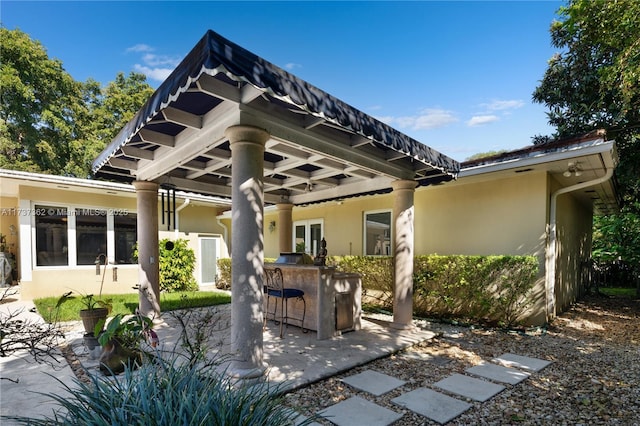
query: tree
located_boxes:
[532,0,640,279]
[0,27,90,175]
[0,27,153,177]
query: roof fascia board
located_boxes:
[460,139,615,178]
[0,169,231,207]
[0,169,135,193]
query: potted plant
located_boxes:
[78,293,111,336]
[96,312,157,375]
[78,254,112,336]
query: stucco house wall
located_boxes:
[553,185,593,313]
[1,172,228,299]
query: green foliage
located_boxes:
[159,238,198,292]
[0,28,153,177]
[97,313,153,349]
[215,257,232,290]
[332,255,538,327]
[327,255,394,309]
[533,0,640,277]
[215,257,276,290]
[2,358,316,426]
[35,291,230,323]
[465,150,508,161]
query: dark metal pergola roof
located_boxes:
[93,30,459,205]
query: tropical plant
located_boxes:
[1,357,317,425]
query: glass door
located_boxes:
[199,237,219,286]
[293,219,324,256]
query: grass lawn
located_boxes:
[34,291,231,323]
[598,287,639,298]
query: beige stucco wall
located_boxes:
[13,183,227,299]
[232,171,552,325]
[415,173,548,258]
[554,182,593,313]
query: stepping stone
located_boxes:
[318,396,403,426]
[392,387,472,425]
[341,369,406,396]
[466,361,531,385]
[492,353,552,372]
[434,373,505,402]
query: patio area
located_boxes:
[65,303,438,394]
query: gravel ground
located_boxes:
[283,295,640,425]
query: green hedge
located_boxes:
[216,255,538,326]
[159,238,198,292]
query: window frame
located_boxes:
[363,209,392,256]
[32,202,137,269]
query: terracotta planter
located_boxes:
[79,307,109,335]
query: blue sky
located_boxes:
[2,1,564,161]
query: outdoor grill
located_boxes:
[274,252,314,265]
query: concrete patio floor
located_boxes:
[67,303,438,393]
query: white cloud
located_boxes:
[480,99,525,111]
[126,43,182,82]
[467,115,499,126]
[133,64,174,82]
[387,108,458,130]
[378,108,457,130]
[284,63,302,70]
[126,44,154,53]
[141,53,180,68]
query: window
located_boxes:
[114,213,137,264]
[364,210,391,255]
[76,209,107,265]
[33,204,137,267]
[35,205,68,266]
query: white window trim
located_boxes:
[363,209,392,256]
[30,202,136,269]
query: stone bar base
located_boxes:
[264,264,362,340]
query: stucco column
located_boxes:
[226,124,270,379]
[391,180,418,330]
[276,202,294,253]
[132,181,160,319]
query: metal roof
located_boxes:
[92,30,459,205]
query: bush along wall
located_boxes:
[216,254,538,327]
[159,238,198,292]
[331,255,538,327]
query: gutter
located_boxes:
[174,198,191,236]
[545,155,615,321]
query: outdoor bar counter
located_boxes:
[263,263,362,340]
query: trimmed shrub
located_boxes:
[215,257,276,290]
[215,254,538,326]
[159,238,198,292]
[413,255,538,326]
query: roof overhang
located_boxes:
[0,168,231,208]
[460,134,620,215]
[92,30,459,205]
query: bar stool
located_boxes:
[264,267,306,338]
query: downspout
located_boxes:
[545,161,614,321]
[174,198,190,237]
[216,216,229,253]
